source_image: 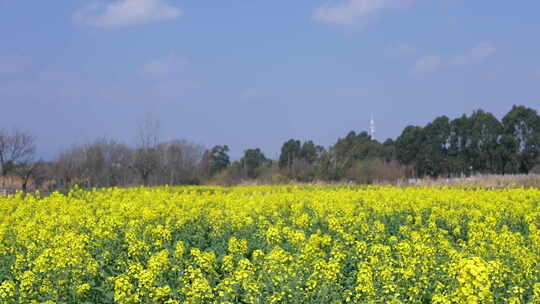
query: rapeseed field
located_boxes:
[1,185,540,303]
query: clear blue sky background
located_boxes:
[1,0,539,159]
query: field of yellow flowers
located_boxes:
[1,185,540,303]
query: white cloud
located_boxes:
[410,42,496,75]
[73,0,182,28]
[450,41,496,67]
[410,55,441,75]
[313,0,412,27]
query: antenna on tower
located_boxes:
[369,114,376,140]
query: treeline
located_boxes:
[395,105,540,176]
[0,105,539,191]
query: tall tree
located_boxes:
[279,139,302,169]
[420,116,451,177]
[241,148,269,179]
[206,145,231,176]
[333,131,381,166]
[467,110,503,173]
[300,140,323,165]
[502,105,540,173]
[158,140,204,185]
[448,114,471,176]
[132,114,161,185]
[381,139,397,163]
[324,131,382,181]
[396,125,424,176]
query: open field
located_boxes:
[1,185,540,303]
[406,174,540,189]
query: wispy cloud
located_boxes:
[450,42,496,67]
[410,55,441,75]
[241,89,258,100]
[313,0,412,27]
[73,0,182,29]
[139,53,198,98]
[410,42,496,75]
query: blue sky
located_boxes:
[1,0,539,159]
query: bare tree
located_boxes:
[0,128,36,189]
[132,114,161,185]
[14,160,41,192]
[55,145,87,188]
[101,139,132,186]
[137,113,160,150]
[95,138,132,186]
[157,139,204,185]
[81,138,131,187]
[53,138,134,189]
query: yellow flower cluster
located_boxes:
[0,185,540,303]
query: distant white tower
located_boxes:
[369,114,376,140]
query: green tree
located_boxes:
[448,114,471,176]
[467,110,503,173]
[241,148,269,179]
[333,131,381,165]
[279,139,324,181]
[324,131,381,180]
[316,151,339,181]
[396,125,425,176]
[381,139,397,163]
[420,116,451,177]
[279,139,302,169]
[502,105,540,173]
[300,140,323,165]
[202,145,231,177]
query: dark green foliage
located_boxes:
[420,116,451,177]
[466,110,504,174]
[333,131,381,164]
[396,126,425,167]
[328,131,383,180]
[381,139,397,163]
[393,105,540,178]
[205,145,231,177]
[300,141,323,165]
[502,105,540,173]
[279,139,302,169]
[241,148,270,179]
[277,139,325,182]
